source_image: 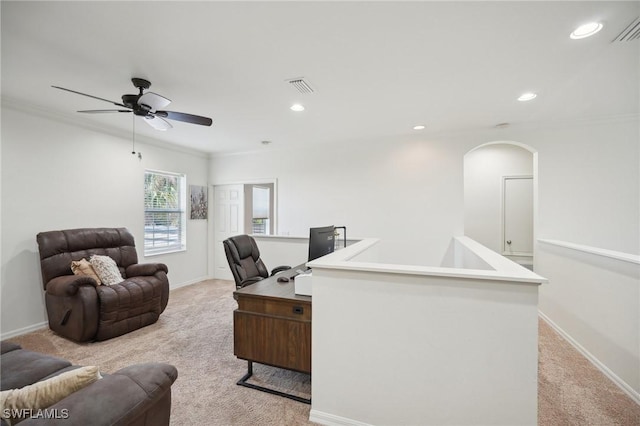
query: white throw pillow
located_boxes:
[89,255,124,285]
[0,366,101,424]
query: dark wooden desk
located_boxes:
[233,265,312,397]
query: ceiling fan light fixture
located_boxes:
[518,92,537,102]
[52,78,212,130]
[570,22,603,39]
[144,115,172,131]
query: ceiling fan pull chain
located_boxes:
[132,113,136,155]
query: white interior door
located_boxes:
[502,176,533,255]
[213,184,244,280]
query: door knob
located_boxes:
[506,240,512,245]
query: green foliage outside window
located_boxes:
[144,171,185,254]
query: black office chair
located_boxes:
[223,234,291,289]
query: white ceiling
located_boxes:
[2,1,638,155]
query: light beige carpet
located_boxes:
[8,279,640,425]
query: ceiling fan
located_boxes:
[52,78,213,131]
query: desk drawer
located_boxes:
[237,297,311,321]
[234,311,311,374]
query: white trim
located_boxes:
[308,236,547,284]
[211,178,277,186]
[309,409,372,426]
[466,140,538,155]
[1,321,48,340]
[144,247,187,258]
[538,311,640,405]
[252,234,308,240]
[538,239,640,265]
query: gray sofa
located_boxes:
[1,341,177,425]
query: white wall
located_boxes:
[464,143,533,253]
[251,236,310,272]
[211,136,467,266]
[212,117,638,260]
[533,118,639,254]
[1,104,211,338]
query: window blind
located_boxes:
[144,170,186,255]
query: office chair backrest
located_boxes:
[223,234,269,288]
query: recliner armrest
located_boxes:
[270,265,292,276]
[46,275,98,296]
[125,263,168,278]
[21,363,178,426]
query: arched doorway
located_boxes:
[464,141,538,270]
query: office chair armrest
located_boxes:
[240,276,264,287]
[270,265,292,276]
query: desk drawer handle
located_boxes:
[292,306,304,315]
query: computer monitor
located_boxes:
[308,225,335,262]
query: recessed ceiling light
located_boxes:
[518,92,537,102]
[290,104,305,112]
[413,125,425,130]
[570,22,603,39]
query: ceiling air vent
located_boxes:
[286,77,315,94]
[613,16,640,42]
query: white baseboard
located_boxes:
[170,275,215,290]
[309,409,372,426]
[1,321,48,340]
[1,277,216,340]
[538,311,640,405]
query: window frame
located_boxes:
[144,169,187,256]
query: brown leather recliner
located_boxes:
[36,227,170,342]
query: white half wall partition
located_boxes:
[537,239,640,403]
[307,236,547,426]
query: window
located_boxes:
[243,183,274,235]
[144,170,186,255]
[251,185,271,235]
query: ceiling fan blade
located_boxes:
[138,92,171,111]
[52,85,128,108]
[144,115,173,131]
[155,111,213,126]
[78,109,131,113]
